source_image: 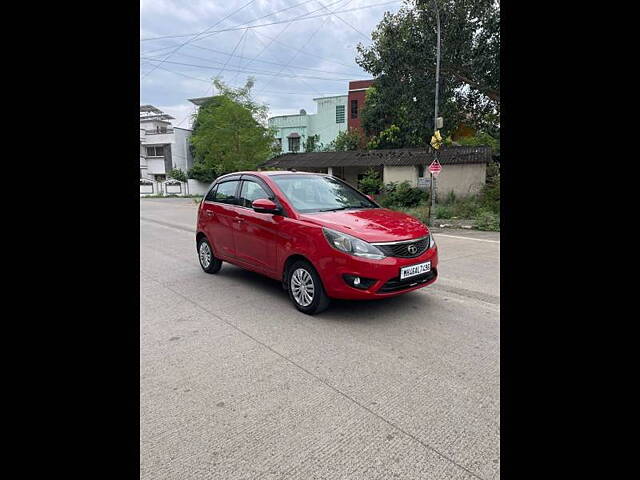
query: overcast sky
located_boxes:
[140,0,406,128]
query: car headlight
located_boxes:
[429,233,436,248]
[322,227,386,260]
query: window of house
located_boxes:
[288,137,300,152]
[418,164,425,177]
[146,146,164,157]
[239,180,271,208]
[213,181,239,205]
[351,100,358,119]
[336,105,345,123]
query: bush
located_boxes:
[168,168,187,182]
[435,205,453,219]
[475,209,500,231]
[187,162,216,183]
[379,181,427,208]
[358,168,383,195]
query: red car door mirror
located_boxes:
[252,198,280,214]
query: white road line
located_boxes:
[435,234,500,244]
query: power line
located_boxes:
[253,30,361,71]
[141,0,257,79]
[213,27,249,81]
[143,62,344,96]
[259,0,354,94]
[140,57,356,82]
[184,43,362,76]
[250,27,323,98]
[316,0,371,41]
[140,1,402,42]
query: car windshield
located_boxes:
[270,174,378,213]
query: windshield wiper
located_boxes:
[317,205,372,212]
[317,206,350,212]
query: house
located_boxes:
[260,146,492,198]
[347,79,374,137]
[139,105,193,181]
[268,95,349,153]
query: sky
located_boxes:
[140,0,407,129]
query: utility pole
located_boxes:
[429,0,441,228]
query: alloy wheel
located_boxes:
[290,268,315,307]
[199,241,212,269]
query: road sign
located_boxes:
[428,158,442,177]
[417,177,431,190]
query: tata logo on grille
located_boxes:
[407,244,418,254]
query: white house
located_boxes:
[268,95,349,153]
[139,105,193,181]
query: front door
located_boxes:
[233,179,281,273]
[203,179,241,259]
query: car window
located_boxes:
[204,185,217,202]
[270,175,377,213]
[213,181,239,204]
[239,180,270,208]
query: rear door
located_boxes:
[233,178,281,273]
[202,179,241,259]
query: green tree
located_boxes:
[323,128,363,151]
[188,78,277,182]
[304,134,321,152]
[356,0,499,145]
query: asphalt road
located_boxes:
[140,198,500,480]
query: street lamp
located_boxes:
[429,0,441,228]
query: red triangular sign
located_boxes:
[428,158,442,177]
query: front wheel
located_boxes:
[287,260,330,315]
[197,237,222,274]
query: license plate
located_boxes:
[400,261,431,280]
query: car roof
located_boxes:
[217,170,327,178]
[260,170,326,176]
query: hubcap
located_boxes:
[199,242,212,268]
[291,268,315,307]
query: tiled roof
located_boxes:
[261,146,492,169]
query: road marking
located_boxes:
[435,234,500,244]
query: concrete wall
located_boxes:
[172,128,192,172]
[147,158,167,175]
[383,164,487,199]
[187,179,211,196]
[435,163,486,198]
[383,165,419,187]
[142,132,174,145]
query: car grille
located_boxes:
[374,236,430,258]
[378,268,437,293]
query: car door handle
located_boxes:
[205,211,214,216]
[234,217,244,223]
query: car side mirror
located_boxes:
[252,198,281,214]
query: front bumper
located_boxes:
[317,246,439,300]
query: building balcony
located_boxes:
[146,157,167,175]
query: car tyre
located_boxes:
[287,260,330,315]
[197,237,222,274]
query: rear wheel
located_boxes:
[287,260,330,315]
[197,237,222,274]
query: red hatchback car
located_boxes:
[196,171,438,314]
